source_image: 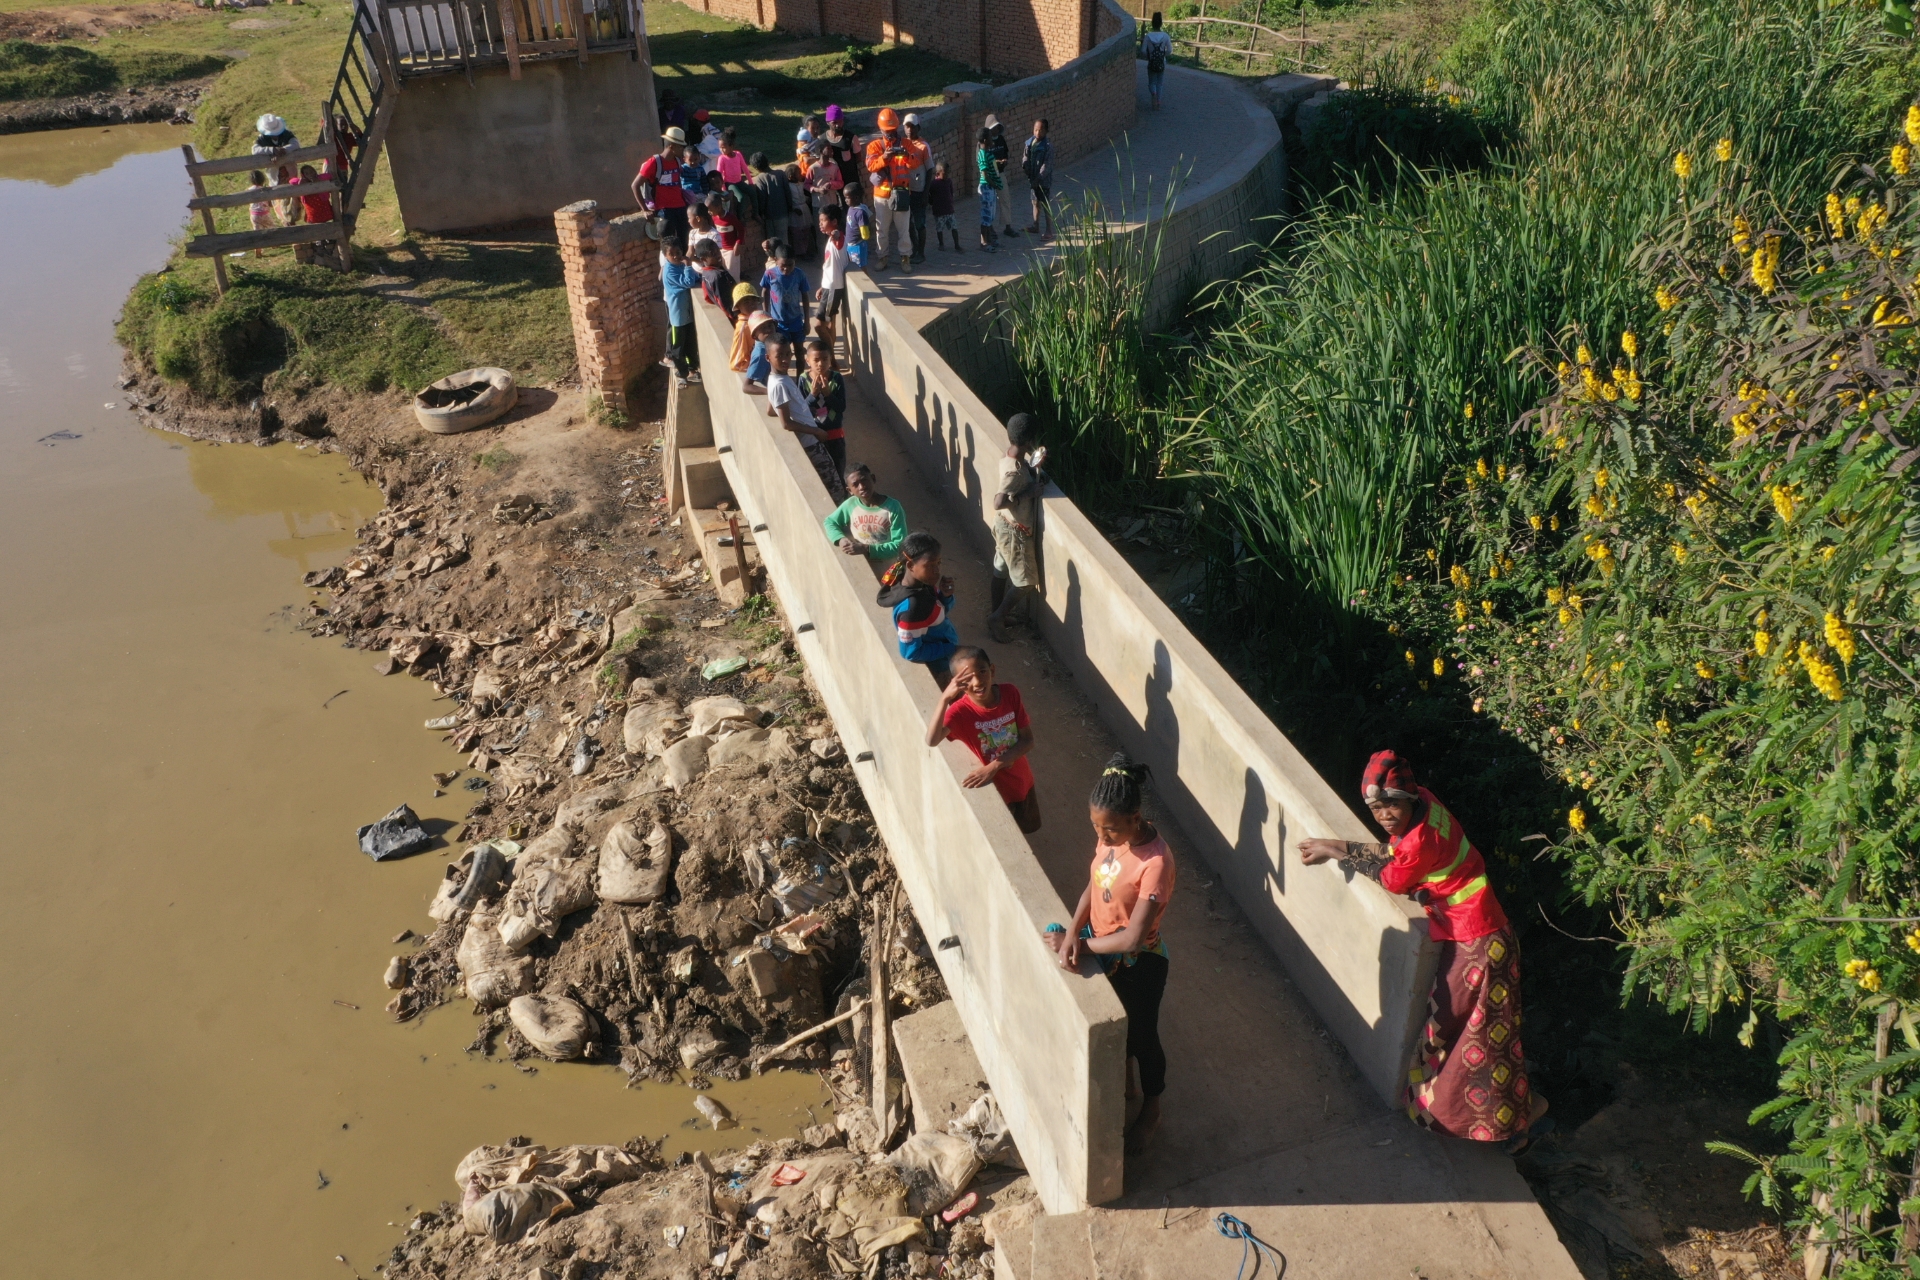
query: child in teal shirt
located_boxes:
[823,464,909,560]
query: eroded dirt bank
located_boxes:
[123,371,1024,1278]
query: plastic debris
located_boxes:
[357,803,432,861]
[701,656,750,680]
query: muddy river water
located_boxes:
[0,125,826,1278]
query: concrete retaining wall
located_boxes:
[688,298,1127,1214]
[690,0,1111,80]
[842,272,1439,1108]
[387,50,658,232]
[922,63,1284,410]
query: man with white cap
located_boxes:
[902,112,935,265]
[633,126,693,240]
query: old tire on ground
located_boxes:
[413,367,517,434]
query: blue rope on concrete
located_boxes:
[1215,1212,1286,1280]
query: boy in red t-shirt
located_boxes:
[926,646,1040,833]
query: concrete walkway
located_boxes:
[862,63,1250,330]
[830,372,1576,1280]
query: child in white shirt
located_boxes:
[765,337,846,501]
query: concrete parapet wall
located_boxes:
[842,271,1439,1108]
[387,51,659,232]
[692,0,1104,79]
[922,64,1283,410]
[556,201,665,414]
[686,298,1127,1214]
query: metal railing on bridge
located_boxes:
[374,0,646,81]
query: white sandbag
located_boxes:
[686,695,756,739]
[948,1092,1023,1168]
[884,1130,981,1217]
[456,1142,644,1194]
[662,735,712,791]
[469,666,510,712]
[456,910,534,1008]
[508,993,594,1060]
[598,820,675,904]
[463,1181,573,1242]
[708,727,792,769]
[498,825,596,952]
[623,699,688,757]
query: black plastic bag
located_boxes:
[357,803,431,861]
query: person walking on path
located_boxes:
[927,646,1042,834]
[975,126,1003,252]
[1049,754,1173,1153]
[928,161,961,253]
[634,127,693,241]
[903,112,934,264]
[823,464,908,560]
[825,106,863,206]
[759,242,811,354]
[988,413,1045,642]
[983,114,1020,240]
[864,108,924,273]
[814,205,851,359]
[1141,13,1173,110]
[1297,751,1551,1152]
[1021,119,1055,240]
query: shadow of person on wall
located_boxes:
[1236,765,1275,898]
[1143,638,1176,770]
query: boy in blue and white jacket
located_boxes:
[661,235,703,386]
[876,531,958,688]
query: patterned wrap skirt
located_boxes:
[1406,926,1530,1142]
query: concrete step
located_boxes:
[685,506,762,607]
[991,1215,1034,1280]
[678,446,730,511]
[1028,1210,1096,1279]
[893,1000,990,1136]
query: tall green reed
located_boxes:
[999,169,1187,500]
[1182,0,1894,616]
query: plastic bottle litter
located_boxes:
[693,1094,737,1130]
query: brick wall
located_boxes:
[556,200,665,415]
[691,0,1090,79]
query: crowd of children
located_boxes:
[646,103,1174,1157]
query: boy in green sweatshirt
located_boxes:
[823,464,909,560]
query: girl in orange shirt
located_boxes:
[1049,753,1173,1154]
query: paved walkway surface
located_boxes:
[862,63,1247,330]
[828,378,1577,1280]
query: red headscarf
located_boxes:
[1362,750,1418,803]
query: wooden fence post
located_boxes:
[182,145,228,295]
[1244,0,1264,69]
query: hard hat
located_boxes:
[877,107,899,131]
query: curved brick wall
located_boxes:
[689,0,1121,80]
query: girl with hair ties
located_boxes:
[1298,750,1550,1152]
[1049,753,1173,1153]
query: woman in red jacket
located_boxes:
[1299,750,1548,1149]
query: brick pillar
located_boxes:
[557,200,664,415]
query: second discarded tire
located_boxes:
[413,367,516,434]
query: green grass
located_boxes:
[0,37,226,100]
[643,0,975,161]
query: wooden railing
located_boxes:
[375,0,645,79]
[1162,5,1320,72]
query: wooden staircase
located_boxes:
[179,0,400,292]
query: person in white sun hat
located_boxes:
[250,114,301,227]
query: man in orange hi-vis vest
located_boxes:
[864,108,927,273]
